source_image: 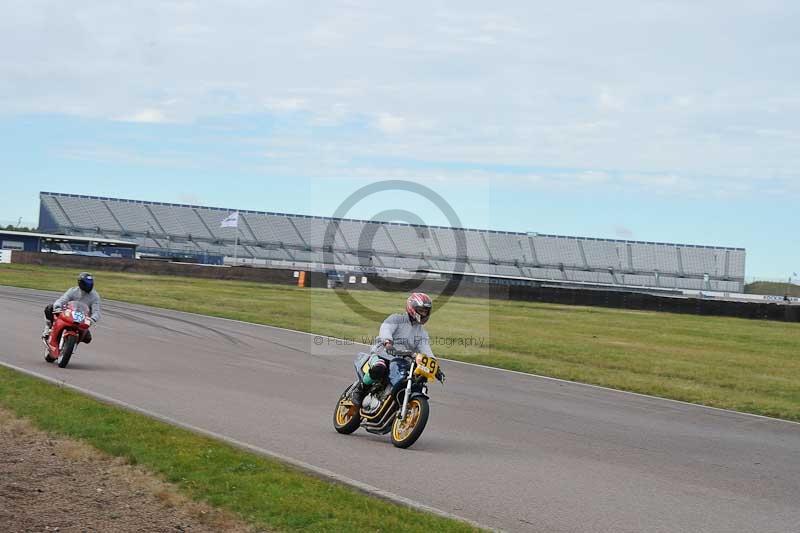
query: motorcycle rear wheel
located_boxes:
[333,386,362,434]
[56,334,77,368]
[391,396,429,449]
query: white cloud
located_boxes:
[119,108,168,124]
[577,171,610,183]
[621,173,693,192]
[311,102,350,126]
[598,89,626,112]
[264,97,307,112]
[374,112,433,135]
[375,113,407,134]
[672,95,693,109]
[1,1,799,195]
[57,144,192,167]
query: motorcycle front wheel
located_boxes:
[56,334,77,368]
[333,385,362,434]
[391,396,429,449]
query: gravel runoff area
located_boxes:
[0,407,260,533]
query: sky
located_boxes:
[1,1,798,279]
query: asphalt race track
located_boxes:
[2,285,799,532]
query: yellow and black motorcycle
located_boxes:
[333,350,445,449]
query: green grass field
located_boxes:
[0,366,477,533]
[2,263,800,421]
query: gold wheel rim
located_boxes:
[335,404,355,426]
[392,399,421,442]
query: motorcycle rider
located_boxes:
[42,272,101,344]
[351,292,444,407]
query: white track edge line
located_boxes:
[0,360,494,532]
[8,285,800,427]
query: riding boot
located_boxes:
[351,381,365,407]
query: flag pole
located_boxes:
[220,212,240,267]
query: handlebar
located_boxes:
[386,348,415,358]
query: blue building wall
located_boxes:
[0,233,40,252]
[0,231,136,258]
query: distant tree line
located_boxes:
[3,225,36,232]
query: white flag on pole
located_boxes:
[220,212,239,228]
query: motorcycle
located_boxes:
[43,301,93,368]
[333,350,444,449]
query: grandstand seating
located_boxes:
[681,247,723,276]
[727,249,746,278]
[260,215,300,245]
[533,236,584,267]
[581,240,624,270]
[618,274,656,287]
[287,217,329,249]
[464,230,492,261]
[332,220,367,251]
[386,225,434,257]
[38,192,747,292]
[107,201,158,234]
[568,270,607,284]
[240,213,280,244]
[484,233,526,262]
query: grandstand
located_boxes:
[38,192,746,292]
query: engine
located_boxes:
[362,383,393,414]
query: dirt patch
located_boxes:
[0,407,262,532]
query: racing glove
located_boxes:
[383,340,395,356]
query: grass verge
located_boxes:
[0,365,479,533]
[2,263,800,421]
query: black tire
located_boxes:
[57,334,77,368]
[391,396,430,449]
[333,385,362,434]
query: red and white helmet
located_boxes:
[406,292,432,325]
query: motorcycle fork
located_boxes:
[56,330,78,353]
[64,331,79,346]
[399,362,415,420]
[48,321,67,352]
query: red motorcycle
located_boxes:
[43,301,92,368]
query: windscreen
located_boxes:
[68,301,90,315]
